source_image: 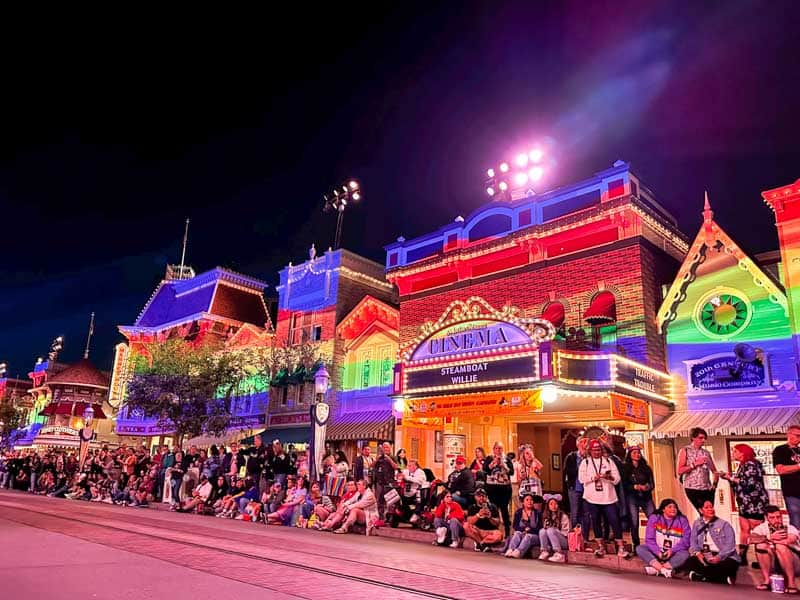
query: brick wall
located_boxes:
[398,241,672,368]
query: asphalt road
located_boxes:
[0,489,754,600]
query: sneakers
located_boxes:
[436,526,448,545]
[509,549,521,558]
[538,551,551,561]
[373,519,386,528]
[449,540,460,548]
[474,543,484,552]
[504,548,513,557]
[481,545,493,553]
[549,552,565,563]
[594,547,606,557]
[659,568,672,579]
[617,548,631,559]
[410,514,419,524]
[725,576,735,586]
[644,566,658,576]
[333,527,348,534]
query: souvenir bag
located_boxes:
[384,487,401,507]
[568,526,584,552]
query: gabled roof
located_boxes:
[47,358,110,389]
[225,323,273,349]
[126,267,270,332]
[657,193,787,333]
[337,295,399,345]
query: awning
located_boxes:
[541,302,565,329]
[185,428,264,449]
[584,291,616,325]
[261,425,311,445]
[651,407,800,439]
[325,410,395,442]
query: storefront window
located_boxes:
[379,345,393,387]
[727,439,785,510]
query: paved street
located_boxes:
[0,490,755,600]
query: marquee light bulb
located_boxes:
[498,181,508,191]
[529,166,544,181]
[487,168,495,178]
[499,162,509,173]
[486,187,495,196]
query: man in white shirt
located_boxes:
[399,459,428,524]
[751,504,800,592]
[578,439,625,557]
[178,475,213,513]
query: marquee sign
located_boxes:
[268,412,311,427]
[556,351,671,402]
[411,319,533,361]
[687,353,769,393]
[408,389,543,417]
[404,355,538,395]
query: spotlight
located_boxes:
[486,187,495,197]
[352,192,361,201]
[529,166,544,181]
[349,180,359,190]
[499,162,509,173]
[529,148,544,163]
[514,172,528,186]
[515,153,529,168]
[487,168,495,178]
[498,181,508,191]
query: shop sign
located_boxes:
[229,414,266,428]
[614,361,671,401]
[610,394,649,425]
[38,426,78,436]
[268,412,311,427]
[405,355,536,395]
[557,354,612,384]
[411,319,532,361]
[688,354,768,392]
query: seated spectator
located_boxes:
[208,476,229,511]
[682,500,739,585]
[334,479,379,535]
[301,481,335,527]
[265,476,308,525]
[433,491,466,547]
[217,477,247,518]
[504,493,542,558]
[178,474,213,513]
[133,474,154,507]
[635,498,691,578]
[446,456,475,509]
[317,480,358,531]
[65,474,91,500]
[538,493,570,562]
[399,459,428,525]
[464,488,504,552]
[751,504,800,593]
[236,478,261,514]
[262,482,286,516]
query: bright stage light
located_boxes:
[499,162,509,173]
[498,181,508,191]
[529,166,544,181]
[486,187,495,196]
[529,148,544,163]
[487,168,495,178]
[515,153,529,168]
[349,180,359,190]
[514,172,528,186]
[541,385,558,404]
[352,192,361,201]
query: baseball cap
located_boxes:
[588,440,602,450]
[474,487,487,496]
[455,456,466,464]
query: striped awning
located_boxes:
[325,410,395,442]
[651,407,800,439]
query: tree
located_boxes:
[0,401,24,450]
[125,339,246,445]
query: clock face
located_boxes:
[698,293,749,336]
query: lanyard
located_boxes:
[590,457,604,475]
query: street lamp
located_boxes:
[314,364,330,403]
[485,146,547,201]
[323,179,362,250]
[310,364,331,484]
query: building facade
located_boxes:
[387,161,684,487]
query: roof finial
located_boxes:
[703,190,714,223]
[83,312,95,359]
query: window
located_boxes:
[297,383,306,405]
[379,345,393,387]
[311,325,322,341]
[359,348,373,389]
[279,387,288,406]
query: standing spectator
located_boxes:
[169,451,185,509]
[483,442,514,539]
[720,443,770,565]
[463,488,504,552]
[395,448,408,470]
[156,445,173,499]
[504,493,542,558]
[677,427,719,513]
[538,494,570,562]
[635,498,691,578]
[750,504,800,593]
[516,444,543,499]
[578,439,625,557]
[622,446,655,550]
[244,436,268,493]
[0,453,9,489]
[446,455,475,508]
[270,440,291,488]
[773,424,800,529]
[333,450,349,476]
[28,453,42,493]
[433,491,466,547]
[509,452,520,514]
[564,437,588,529]
[373,441,398,525]
[353,445,374,483]
[222,443,245,484]
[682,500,739,585]
[471,447,487,485]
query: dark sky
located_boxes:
[2,2,799,375]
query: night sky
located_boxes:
[2,2,799,376]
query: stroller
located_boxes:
[416,476,447,531]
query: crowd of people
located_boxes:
[2,425,800,592]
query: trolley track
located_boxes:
[0,495,540,600]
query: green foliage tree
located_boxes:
[0,401,25,449]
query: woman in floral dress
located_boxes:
[721,443,769,565]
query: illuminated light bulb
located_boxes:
[352,192,361,201]
[499,162,509,173]
[498,181,508,191]
[487,168,495,178]
[529,166,544,181]
[529,148,543,163]
[486,187,495,196]
[393,398,406,412]
[349,180,359,190]
[515,153,529,167]
[514,172,529,186]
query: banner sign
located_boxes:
[411,319,532,361]
[405,356,537,395]
[688,354,768,392]
[268,412,311,427]
[610,394,649,425]
[409,390,542,417]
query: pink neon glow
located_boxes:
[515,153,529,167]
[529,149,544,163]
